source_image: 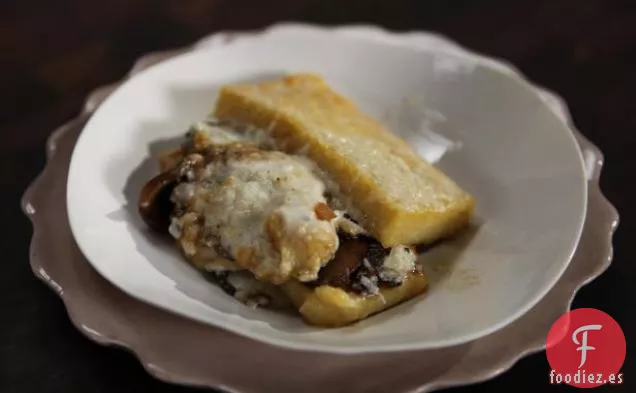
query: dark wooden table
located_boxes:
[3,0,634,392]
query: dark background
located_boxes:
[2,0,635,392]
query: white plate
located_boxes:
[66,27,587,354]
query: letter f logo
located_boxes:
[572,324,602,368]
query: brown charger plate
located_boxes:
[21,24,618,392]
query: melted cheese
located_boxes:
[171,146,340,284]
[226,271,291,309]
[190,121,243,145]
[379,246,417,283]
[188,120,277,149]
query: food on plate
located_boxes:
[281,235,428,327]
[214,73,474,247]
[138,73,474,327]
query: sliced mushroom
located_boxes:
[138,171,177,234]
[313,235,371,289]
[311,233,410,295]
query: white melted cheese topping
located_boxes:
[379,246,417,283]
[192,121,243,144]
[225,271,291,309]
[171,147,340,284]
[190,120,276,149]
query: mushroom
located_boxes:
[313,235,371,289]
[138,171,177,234]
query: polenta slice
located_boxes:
[282,272,428,327]
[213,73,474,247]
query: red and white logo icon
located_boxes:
[546,308,625,388]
